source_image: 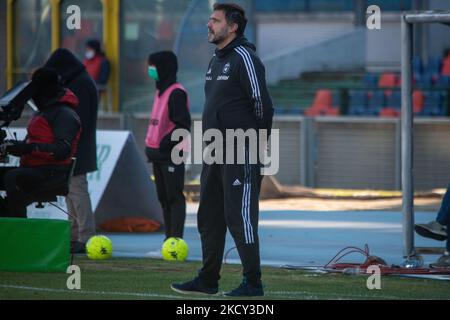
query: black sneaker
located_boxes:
[224,279,264,297]
[414,221,447,241]
[430,252,450,269]
[70,241,86,254]
[171,277,218,295]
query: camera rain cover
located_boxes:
[0,81,37,123]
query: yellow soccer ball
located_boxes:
[161,237,189,262]
[86,235,113,260]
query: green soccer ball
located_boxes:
[161,237,189,262]
[86,235,113,260]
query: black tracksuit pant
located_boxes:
[152,162,186,239]
[197,150,263,287]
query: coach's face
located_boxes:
[207,10,237,46]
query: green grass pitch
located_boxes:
[1,257,450,300]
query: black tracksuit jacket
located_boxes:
[203,36,273,134]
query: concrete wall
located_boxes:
[255,13,355,60]
[365,17,402,72]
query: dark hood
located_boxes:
[37,88,79,111]
[44,48,86,86]
[215,36,256,59]
[148,51,178,94]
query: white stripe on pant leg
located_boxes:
[246,158,254,244]
[241,158,250,244]
[244,148,254,244]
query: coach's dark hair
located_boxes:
[213,3,247,36]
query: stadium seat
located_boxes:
[386,90,401,110]
[348,90,367,115]
[416,72,433,87]
[367,91,385,116]
[363,73,378,88]
[304,89,339,116]
[436,75,450,86]
[379,108,400,117]
[380,90,401,117]
[413,57,423,75]
[421,91,444,116]
[426,57,442,84]
[413,90,425,114]
[378,72,399,88]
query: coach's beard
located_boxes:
[208,30,226,45]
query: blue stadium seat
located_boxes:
[413,57,423,75]
[386,90,401,110]
[426,57,442,83]
[416,72,433,87]
[348,90,367,115]
[436,75,450,86]
[367,91,385,116]
[421,91,444,116]
[363,73,378,87]
[332,91,341,109]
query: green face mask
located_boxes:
[148,66,159,81]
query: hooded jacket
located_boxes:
[145,51,191,163]
[21,89,81,168]
[44,49,98,175]
[203,36,273,134]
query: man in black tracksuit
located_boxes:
[171,3,273,297]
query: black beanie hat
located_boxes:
[31,67,62,99]
[86,39,102,54]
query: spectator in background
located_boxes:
[83,39,111,89]
[145,51,191,240]
[45,49,99,254]
[415,185,450,268]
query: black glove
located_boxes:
[5,141,35,157]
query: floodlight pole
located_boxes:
[401,14,414,259]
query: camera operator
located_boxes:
[0,67,81,218]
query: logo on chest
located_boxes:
[222,62,231,74]
[217,63,231,81]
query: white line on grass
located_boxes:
[267,291,401,300]
[0,284,218,300]
[0,284,405,300]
